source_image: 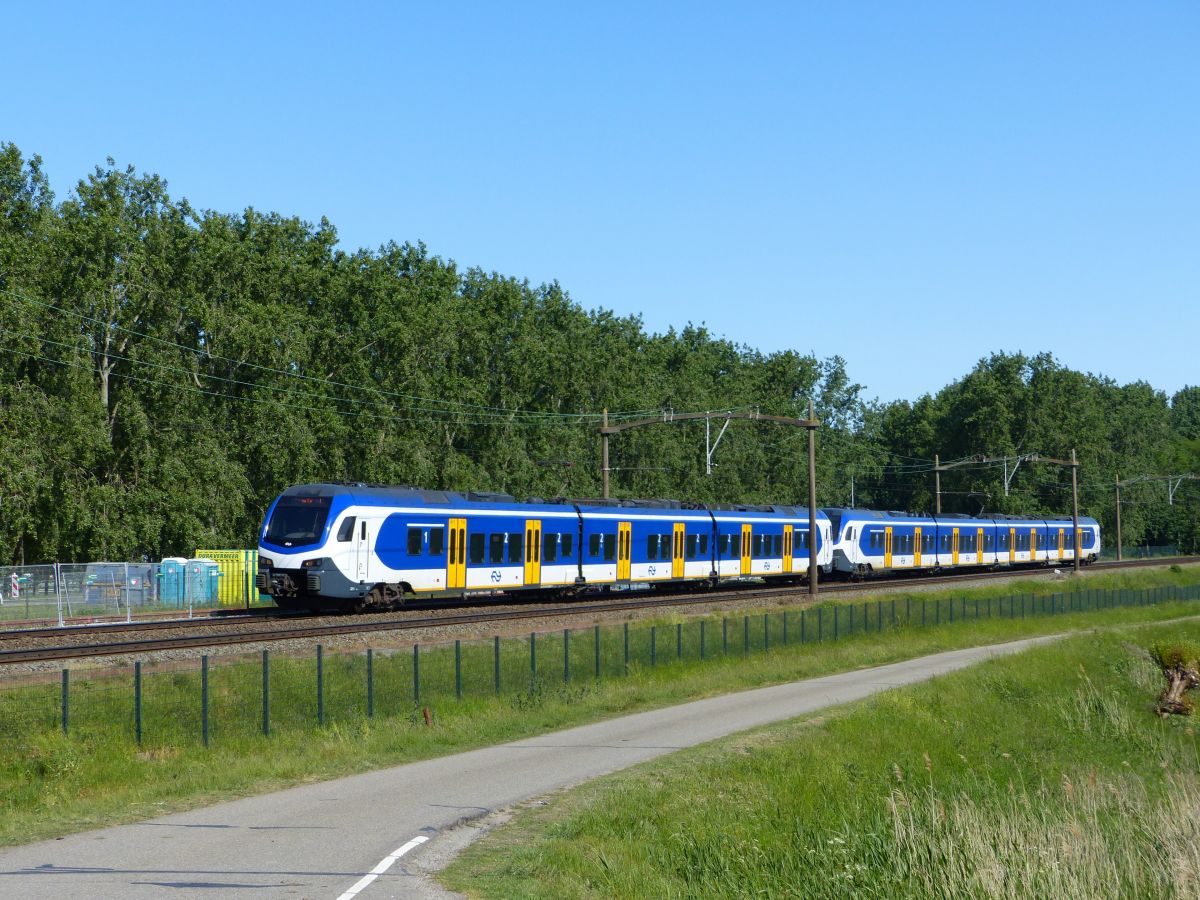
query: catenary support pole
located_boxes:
[1115,473,1123,561]
[808,399,819,597]
[1071,448,1081,574]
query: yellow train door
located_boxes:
[783,525,794,573]
[447,517,467,590]
[1030,528,1037,560]
[1075,528,1082,561]
[1008,527,1015,563]
[884,526,893,568]
[1058,528,1064,561]
[977,527,984,564]
[617,521,631,580]
[951,528,960,566]
[524,519,541,586]
[914,526,922,566]
[740,524,752,575]
[672,523,685,578]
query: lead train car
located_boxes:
[257,484,833,611]
[823,508,1101,578]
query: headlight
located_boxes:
[259,557,274,568]
[302,558,322,569]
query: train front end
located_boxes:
[256,485,358,610]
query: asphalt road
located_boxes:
[0,636,1056,899]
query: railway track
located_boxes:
[0,557,1191,666]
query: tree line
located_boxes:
[0,143,1196,564]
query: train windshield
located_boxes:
[265,496,332,547]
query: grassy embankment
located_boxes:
[443,617,1200,899]
[0,565,1198,849]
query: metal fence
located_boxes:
[1,581,1197,751]
[0,559,270,627]
[1100,544,1185,560]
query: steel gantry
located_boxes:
[598,404,822,596]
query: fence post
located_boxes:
[455,640,462,700]
[124,562,132,623]
[61,668,69,735]
[316,645,324,726]
[262,650,270,737]
[564,628,570,683]
[134,661,142,744]
[495,636,501,694]
[367,648,374,718]
[595,625,601,679]
[201,655,209,748]
[413,644,420,703]
[54,562,64,628]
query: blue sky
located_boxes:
[4,1,1197,404]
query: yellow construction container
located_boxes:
[194,549,271,607]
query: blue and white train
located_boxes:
[821,508,1101,579]
[257,483,834,611]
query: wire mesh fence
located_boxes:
[1,581,1198,753]
[0,559,271,627]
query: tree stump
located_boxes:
[1149,642,1200,716]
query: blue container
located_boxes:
[186,559,222,606]
[158,558,188,608]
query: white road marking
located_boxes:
[336,835,429,900]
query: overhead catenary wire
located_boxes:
[1,287,677,423]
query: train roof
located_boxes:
[279,484,827,518]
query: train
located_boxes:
[255,483,1101,612]
[823,508,1100,578]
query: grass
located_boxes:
[0,565,1198,850]
[441,617,1200,899]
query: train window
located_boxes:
[751,535,763,557]
[489,534,505,564]
[647,535,659,560]
[686,534,698,559]
[469,533,485,564]
[602,534,616,561]
[562,534,574,557]
[799,531,808,550]
[337,517,356,542]
[509,532,523,563]
[407,527,423,555]
[543,532,557,563]
[699,534,709,556]
[718,534,730,556]
[429,528,444,556]
[589,533,601,558]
